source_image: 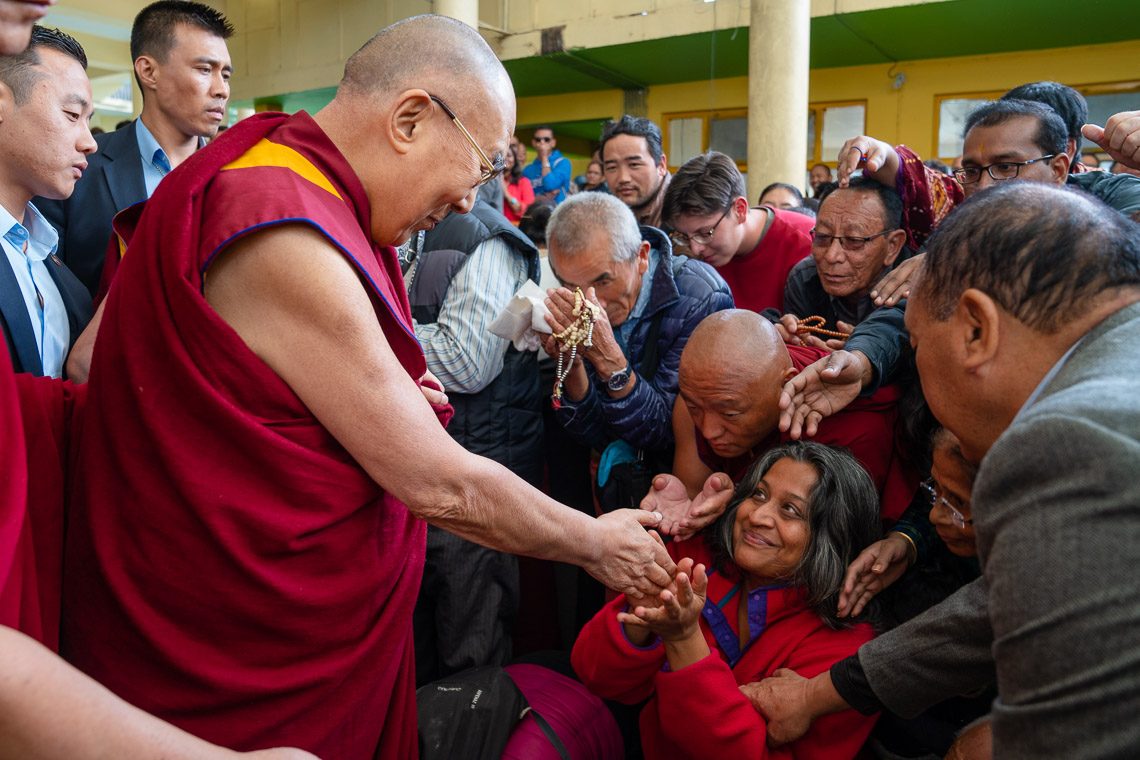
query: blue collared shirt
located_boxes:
[135,118,173,197]
[0,202,68,377]
[615,249,660,355]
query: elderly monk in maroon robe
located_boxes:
[62,14,674,760]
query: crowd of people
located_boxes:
[1,1,1139,759]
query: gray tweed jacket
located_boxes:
[860,300,1140,759]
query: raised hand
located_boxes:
[674,473,734,541]
[640,474,693,536]
[871,253,924,307]
[1082,110,1140,171]
[836,136,899,187]
[837,533,914,618]
[588,509,677,597]
[778,350,872,439]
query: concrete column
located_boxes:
[434,0,478,30]
[747,0,810,201]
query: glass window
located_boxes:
[806,101,866,168]
[709,116,747,164]
[668,117,703,167]
[1085,92,1140,135]
[820,105,866,161]
[938,98,991,159]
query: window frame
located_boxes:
[661,99,868,173]
[933,80,1140,163]
[807,99,868,170]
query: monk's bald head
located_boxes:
[679,311,797,459]
[318,14,515,247]
[682,310,792,384]
[339,14,512,113]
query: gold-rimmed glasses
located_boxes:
[428,93,504,187]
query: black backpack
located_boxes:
[417,666,570,760]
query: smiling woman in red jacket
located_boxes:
[573,441,881,760]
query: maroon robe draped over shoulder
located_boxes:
[0,349,81,650]
[64,111,443,759]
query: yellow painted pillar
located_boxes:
[748,0,810,200]
[434,0,478,30]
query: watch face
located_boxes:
[607,367,632,391]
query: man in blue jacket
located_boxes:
[523,126,572,205]
[542,192,733,460]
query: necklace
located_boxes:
[796,315,851,341]
[551,288,601,409]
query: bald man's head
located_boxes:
[679,310,796,458]
[316,14,516,248]
[340,14,512,112]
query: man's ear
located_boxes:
[637,240,651,274]
[658,153,668,177]
[882,229,908,267]
[134,56,158,92]
[1049,151,1071,183]
[388,90,433,156]
[957,288,1001,373]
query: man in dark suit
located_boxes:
[0,27,95,377]
[748,183,1140,758]
[37,0,233,298]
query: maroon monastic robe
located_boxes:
[64,111,444,759]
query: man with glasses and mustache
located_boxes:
[663,151,813,314]
[62,15,676,759]
[522,125,571,204]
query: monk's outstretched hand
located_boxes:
[778,350,871,438]
[589,510,677,597]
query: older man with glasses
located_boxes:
[662,151,814,314]
[773,178,911,357]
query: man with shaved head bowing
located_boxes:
[643,309,912,538]
[62,15,674,759]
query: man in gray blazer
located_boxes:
[37,0,232,298]
[748,182,1140,758]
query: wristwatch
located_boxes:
[606,363,633,392]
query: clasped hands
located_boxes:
[618,550,709,645]
[541,286,627,400]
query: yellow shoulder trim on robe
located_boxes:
[221,139,343,201]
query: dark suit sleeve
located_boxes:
[845,302,909,394]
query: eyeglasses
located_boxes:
[920,479,973,529]
[952,155,1057,185]
[670,206,732,249]
[809,228,894,252]
[428,94,504,187]
[533,135,553,143]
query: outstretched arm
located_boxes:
[205,224,675,597]
[0,627,316,760]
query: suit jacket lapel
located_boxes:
[0,255,44,375]
[100,122,147,213]
[43,254,93,350]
